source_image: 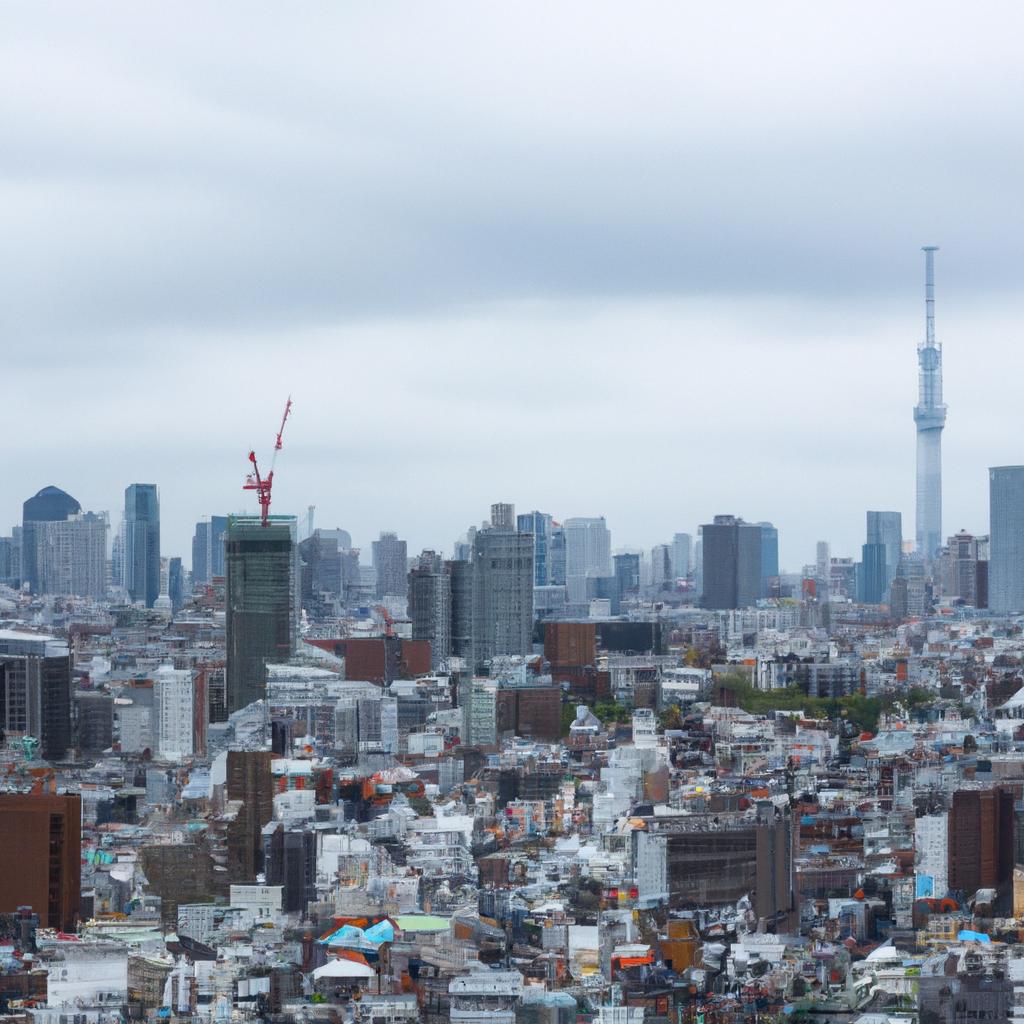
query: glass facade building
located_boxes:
[226,515,298,713]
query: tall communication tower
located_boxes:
[914,247,946,560]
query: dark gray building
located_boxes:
[859,542,889,604]
[989,466,1024,614]
[408,551,452,669]
[470,509,534,671]
[0,629,72,761]
[866,510,902,594]
[21,486,81,594]
[372,531,408,599]
[124,484,160,607]
[701,515,762,610]
[226,515,298,713]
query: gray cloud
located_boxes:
[3,1,1023,567]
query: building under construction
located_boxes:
[634,805,795,929]
[225,515,299,713]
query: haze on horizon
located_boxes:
[4,1,1024,570]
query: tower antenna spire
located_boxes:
[923,245,939,348]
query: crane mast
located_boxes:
[243,397,293,526]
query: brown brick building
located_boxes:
[0,793,81,930]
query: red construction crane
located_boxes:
[244,397,293,526]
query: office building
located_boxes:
[34,511,108,598]
[0,793,81,930]
[914,247,946,559]
[613,552,640,607]
[700,515,762,610]
[154,664,195,760]
[940,531,988,608]
[758,522,779,596]
[866,511,903,593]
[0,629,73,760]
[947,788,1014,903]
[408,552,452,669]
[226,750,274,882]
[21,485,81,594]
[191,515,228,586]
[989,466,1024,613]
[225,515,298,713]
[124,484,160,607]
[372,531,408,599]
[859,543,889,605]
[167,556,184,613]
[263,823,316,914]
[471,512,533,671]
[549,524,566,586]
[489,503,515,531]
[650,544,672,591]
[517,511,553,586]
[671,532,692,579]
[564,516,611,604]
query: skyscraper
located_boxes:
[517,511,553,586]
[671,533,692,579]
[564,517,611,604]
[914,246,946,559]
[124,484,160,607]
[372,531,408,599]
[470,511,533,671]
[192,515,228,586]
[35,511,108,599]
[701,515,762,610]
[408,551,452,669]
[21,486,81,594]
[866,511,903,593]
[0,629,73,761]
[758,522,779,597]
[225,515,298,713]
[859,543,888,604]
[989,466,1024,613]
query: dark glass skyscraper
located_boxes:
[192,515,228,586]
[124,484,160,607]
[989,466,1024,613]
[701,515,762,610]
[517,511,553,586]
[226,515,298,713]
[866,511,903,594]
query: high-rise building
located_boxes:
[940,531,988,608]
[549,524,566,586]
[815,542,830,582]
[700,515,762,610]
[613,552,640,607]
[167,557,184,613]
[225,515,298,713]
[0,629,73,760]
[372,531,408,599]
[124,484,160,607]
[490,503,516,531]
[758,522,779,597]
[564,517,611,604]
[866,511,903,594]
[192,515,228,586]
[671,533,692,579]
[34,511,108,598]
[517,511,553,586]
[0,793,81,929]
[226,750,274,882]
[154,664,195,759]
[914,247,946,559]
[471,515,533,671]
[21,486,81,594]
[650,544,673,591]
[448,559,474,668]
[408,551,452,669]
[859,543,888,604]
[947,787,1014,902]
[989,466,1024,613]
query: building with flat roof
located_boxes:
[226,515,298,713]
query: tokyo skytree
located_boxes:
[914,246,946,560]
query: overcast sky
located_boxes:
[4,2,1024,571]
